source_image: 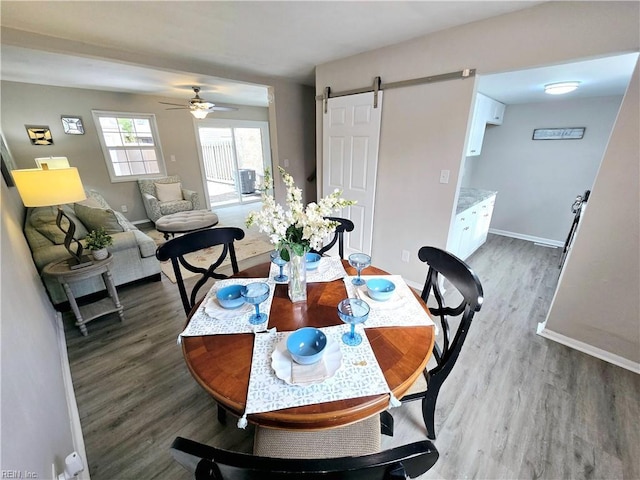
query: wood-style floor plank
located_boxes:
[64,234,640,479]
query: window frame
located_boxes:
[92,110,167,183]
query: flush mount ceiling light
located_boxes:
[544,81,580,95]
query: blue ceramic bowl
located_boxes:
[305,252,322,271]
[286,327,327,365]
[366,278,396,302]
[216,284,245,309]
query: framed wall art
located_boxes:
[532,127,585,140]
[61,116,85,135]
[25,125,54,145]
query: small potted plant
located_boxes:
[85,227,113,261]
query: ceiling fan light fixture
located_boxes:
[544,81,580,95]
[191,110,208,119]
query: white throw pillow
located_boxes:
[155,182,183,202]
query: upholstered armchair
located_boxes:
[137,176,201,224]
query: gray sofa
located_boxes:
[24,190,161,307]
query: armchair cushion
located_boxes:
[154,181,183,202]
[74,203,124,234]
[159,200,193,217]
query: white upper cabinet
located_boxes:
[486,98,505,125]
[465,93,506,156]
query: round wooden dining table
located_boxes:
[181,260,435,430]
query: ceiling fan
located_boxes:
[160,87,238,119]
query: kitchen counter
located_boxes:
[456,187,497,214]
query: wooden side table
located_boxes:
[43,253,125,336]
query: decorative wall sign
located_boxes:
[25,125,54,145]
[532,127,585,140]
[61,116,85,135]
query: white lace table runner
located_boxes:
[238,325,399,428]
[179,278,276,338]
[269,256,347,284]
[343,275,437,330]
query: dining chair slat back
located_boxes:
[313,216,355,259]
[400,246,484,440]
[170,436,439,480]
[155,227,245,316]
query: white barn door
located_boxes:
[322,91,383,256]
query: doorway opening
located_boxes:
[196,119,271,208]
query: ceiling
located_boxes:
[479,53,639,104]
[1,1,637,106]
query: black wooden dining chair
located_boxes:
[170,435,439,480]
[312,216,354,259]
[155,227,245,316]
[396,246,484,440]
[156,227,244,426]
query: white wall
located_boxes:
[315,1,640,366]
[466,95,623,243]
[1,179,79,477]
[542,65,640,369]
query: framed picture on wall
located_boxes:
[25,125,54,145]
[61,116,85,135]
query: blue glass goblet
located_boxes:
[337,298,370,346]
[348,253,371,286]
[270,250,288,282]
[241,282,270,325]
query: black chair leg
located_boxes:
[217,404,227,425]
[422,393,437,440]
[380,411,394,436]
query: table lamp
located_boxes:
[13,167,93,269]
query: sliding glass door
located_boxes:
[196,119,271,207]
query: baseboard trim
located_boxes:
[56,313,91,480]
[537,322,640,374]
[489,229,563,248]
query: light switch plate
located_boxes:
[439,170,450,184]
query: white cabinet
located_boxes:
[466,103,487,156]
[470,196,496,253]
[486,100,505,125]
[465,93,505,156]
[450,194,496,260]
[451,210,476,260]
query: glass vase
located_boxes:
[286,245,307,303]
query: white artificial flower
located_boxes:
[245,166,355,252]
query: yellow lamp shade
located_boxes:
[13,167,86,207]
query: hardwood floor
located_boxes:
[64,234,640,479]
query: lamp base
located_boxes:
[55,206,93,269]
[68,255,93,270]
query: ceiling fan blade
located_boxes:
[159,101,187,107]
[209,106,239,112]
[165,107,189,110]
